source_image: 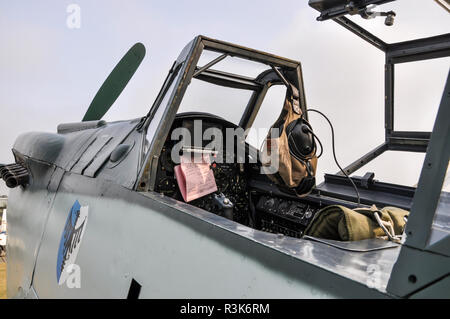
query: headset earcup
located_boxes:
[287,119,315,160]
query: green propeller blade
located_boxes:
[82,43,146,121]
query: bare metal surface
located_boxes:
[140,190,401,293]
[21,171,396,298]
[303,236,399,252]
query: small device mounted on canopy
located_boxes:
[309,0,396,25]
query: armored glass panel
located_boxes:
[177,78,254,124]
[197,50,270,79]
[245,84,287,149]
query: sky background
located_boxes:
[0,0,449,196]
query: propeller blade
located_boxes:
[82,43,146,121]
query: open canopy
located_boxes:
[310,0,450,283]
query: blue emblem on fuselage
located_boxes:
[57,200,88,284]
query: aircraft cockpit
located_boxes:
[134,36,323,237]
[134,1,449,262]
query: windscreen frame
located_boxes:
[135,36,305,192]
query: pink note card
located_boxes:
[174,154,218,202]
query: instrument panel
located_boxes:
[154,115,251,225]
[255,195,318,238]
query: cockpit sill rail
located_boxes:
[138,189,401,294]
